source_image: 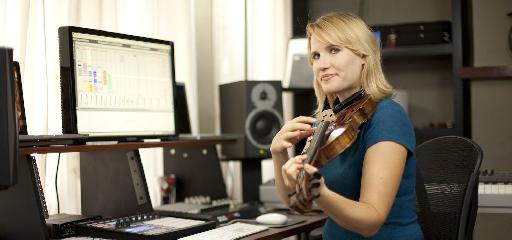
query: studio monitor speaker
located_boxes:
[220,80,283,159]
[0,47,17,189]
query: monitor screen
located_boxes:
[59,26,177,139]
[0,47,18,189]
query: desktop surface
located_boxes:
[243,210,326,240]
[18,137,237,155]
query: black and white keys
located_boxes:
[478,169,512,213]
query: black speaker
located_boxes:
[220,80,283,159]
[0,47,17,189]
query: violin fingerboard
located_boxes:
[305,121,330,164]
[301,136,313,155]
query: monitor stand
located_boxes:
[0,155,48,239]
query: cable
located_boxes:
[55,152,61,214]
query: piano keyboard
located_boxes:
[478,169,512,213]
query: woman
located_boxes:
[270,12,423,239]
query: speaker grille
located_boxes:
[245,108,282,149]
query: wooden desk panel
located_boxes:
[244,211,327,240]
[18,138,236,155]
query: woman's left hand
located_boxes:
[303,164,327,200]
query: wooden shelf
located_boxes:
[458,65,512,79]
[381,44,453,60]
[19,138,236,155]
[282,87,314,94]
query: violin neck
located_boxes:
[305,121,330,164]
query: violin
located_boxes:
[289,90,377,214]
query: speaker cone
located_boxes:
[245,108,283,149]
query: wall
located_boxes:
[470,0,512,239]
[195,0,215,134]
[308,0,451,25]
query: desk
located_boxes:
[18,138,236,155]
[244,211,327,240]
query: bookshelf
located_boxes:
[381,43,453,60]
[458,65,512,80]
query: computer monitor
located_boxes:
[12,61,28,135]
[283,38,314,89]
[59,26,177,140]
[0,47,18,189]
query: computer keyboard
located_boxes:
[178,222,269,240]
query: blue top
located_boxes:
[318,98,423,239]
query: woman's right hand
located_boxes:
[281,154,307,188]
[270,116,316,154]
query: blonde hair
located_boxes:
[306,12,393,115]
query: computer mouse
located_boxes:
[255,213,288,225]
